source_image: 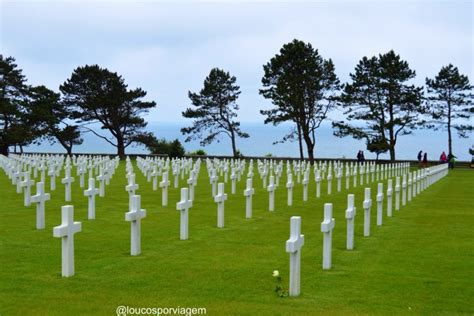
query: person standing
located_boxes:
[448,153,457,169]
[423,152,428,168]
[417,150,423,167]
[440,151,447,163]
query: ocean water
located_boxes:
[25,122,473,161]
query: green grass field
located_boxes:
[1,161,473,315]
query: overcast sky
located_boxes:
[1,0,473,123]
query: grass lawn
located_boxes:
[0,161,473,315]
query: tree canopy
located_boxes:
[60,65,156,158]
[0,55,32,155]
[425,64,473,156]
[260,39,340,164]
[333,50,425,161]
[181,68,249,158]
[29,85,83,155]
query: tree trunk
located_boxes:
[0,144,8,156]
[297,122,304,160]
[389,145,396,161]
[117,141,125,159]
[307,146,314,165]
[447,101,452,156]
[57,136,73,156]
[230,130,237,158]
[302,129,315,165]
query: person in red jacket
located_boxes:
[440,151,447,163]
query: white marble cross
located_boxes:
[407,172,413,202]
[78,165,85,188]
[402,174,407,207]
[321,203,335,270]
[210,169,218,197]
[97,172,106,197]
[247,167,254,179]
[125,195,146,256]
[230,168,237,194]
[395,176,401,211]
[327,172,332,195]
[363,187,372,237]
[159,172,170,207]
[261,166,268,189]
[285,216,304,297]
[275,166,282,187]
[21,172,35,207]
[416,171,421,195]
[214,183,228,228]
[386,179,393,217]
[11,167,19,185]
[412,171,418,198]
[243,178,255,219]
[173,168,179,189]
[151,167,160,191]
[345,166,350,190]
[31,182,50,229]
[302,171,309,202]
[53,205,82,277]
[125,174,139,210]
[61,166,75,202]
[223,164,228,183]
[315,169,321,198]
[353,166,358,188]
[376,183,384,226]
[336,168,342,192]
[16,169,23,193]
[48,167,56,191]
[286,173,294,206]
[187,172,196,201]
[84,178,99,220]
[176,188,192,240]
[267,175,276,211]
[345,194,356,250]
[421,169,426,192]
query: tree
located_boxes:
[60,65,156,159]
[425,64,473,156]
[140,135,185,158]
[0,55,30,155]
[333,50,424,161]
[169,139,185,158]
[181,68,249,158]
[29,85,82,155]
[260,39,340,164]
[366,136,390,161]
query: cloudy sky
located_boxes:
[1,0,473,124]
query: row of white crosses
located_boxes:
[135,156,202,206]
[283,163,449,296]
[0,154,442,280]
[0,154,121,278]
[162,157,413,222]
[6,154,118,228]
[54,156,118,276]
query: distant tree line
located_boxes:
[1,40,472,161]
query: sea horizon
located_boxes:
[23,121,473,161]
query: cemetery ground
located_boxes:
[0,161,473,315]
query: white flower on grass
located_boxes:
[272,270,280,277]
